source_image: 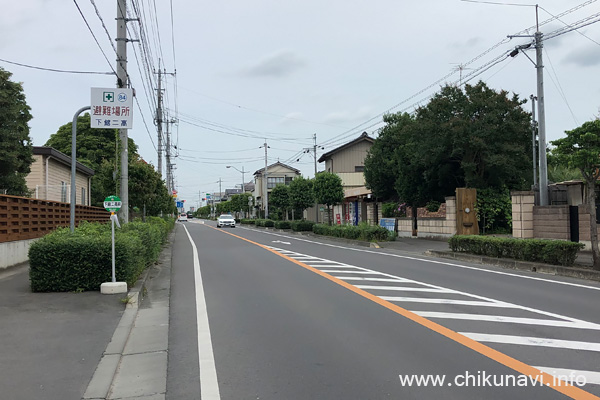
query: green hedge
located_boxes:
[290,220,315,232]
[240,219,255,225]
[29,218,174,292]
[448,235,584,266]
[274,221,291,229]
[312,223,391,242]
[255,219,275,227]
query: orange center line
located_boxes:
[207,225,599,400]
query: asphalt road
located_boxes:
[167,220,600,399]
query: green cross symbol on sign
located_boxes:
[103,92,114,102]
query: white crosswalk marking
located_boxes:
[356,285,455,293]
[266,245,600,387]
[535,367,600,386]
[414,312,600,330]
[461,332,600,352]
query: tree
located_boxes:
[551,119,600,270]
[230,193,252,218]
[0,68,34,196]
[129,158,176,216]
[289,176,315,219]
[46,113,140,207]
[313,172,344,225]
[269,184,291,220]
[364,112,413,201]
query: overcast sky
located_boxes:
[2,0,599,209]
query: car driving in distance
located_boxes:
[217,213,235,228]
[178,213,188,222]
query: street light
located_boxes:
[227,165,246,217]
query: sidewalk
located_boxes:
[0,263,124,400]
[0,230,174,400]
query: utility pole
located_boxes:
[530,95,538,189]
[156,64,163,177]
[116,0,129,223]
[313,133,318,223]
[165,115,172,194]
[507,6,548,205]
[535,27,549,206]
[262,140,269,218]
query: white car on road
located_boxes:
[217,214,236,228]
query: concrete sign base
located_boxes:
[101,282,128,294]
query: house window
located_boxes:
[267,177,285,189]
[61,181,67,202]
[355,166,365,172]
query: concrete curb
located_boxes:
[425,250,600,282]
[83,229,175,400]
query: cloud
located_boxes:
[563,45,600,68]
[322,106,374,125]
[240,51,306,78]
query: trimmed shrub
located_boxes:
[274,221,291,229]
[29,228,144,292]
[29,218,175,292]
[448,235,584,266]
[254,219,275,227]
[240,219,255,225]
[291,220,315,232]
[312,223,390,242]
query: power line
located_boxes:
[0,57,113,75]
[539,6,600,46]
[72,0,118,76]
[88,0,119,56]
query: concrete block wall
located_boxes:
[511,191,535,239]
[395,196,456,238]
[533,205,570,241]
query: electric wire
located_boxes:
[72,0,118,76]
[0,57,113,75]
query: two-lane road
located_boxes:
[167,221,600,399]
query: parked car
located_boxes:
[217,214,235,228]
[178,213,188,222]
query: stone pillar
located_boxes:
[511,191,535,238]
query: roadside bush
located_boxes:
[425,200,441,213]
[240,219,255,225]
[274,221,291,229]
[254,219,275,227]
[448,235,584,266]
[29,218,175,292]
[312,223,390,242]
[291,220,315,232]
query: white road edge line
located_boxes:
[240,227,600,292]
[183,224,221,400]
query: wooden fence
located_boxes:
[0,194,109,243]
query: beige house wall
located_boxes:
[27,155,91,205]
[324,141,372,174]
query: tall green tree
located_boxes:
[0,68,34,196]
[129,159,176,216]
[289,176,315,220]
[313,172,344,225]
[269,184,291,220]
[230,192,252,218]
[551,119,600,270]
[366,82,532,203]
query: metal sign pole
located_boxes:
[111,212,116,283]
